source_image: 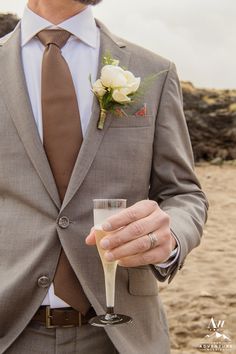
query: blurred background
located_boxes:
[0,1,235,353]
[0,0,235,89]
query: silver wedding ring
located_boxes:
[148,232,158,250]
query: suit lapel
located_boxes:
[61,22,131,210]
[0,24,61,209]
[0,21,130,212]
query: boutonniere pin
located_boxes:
[91,54,141,130]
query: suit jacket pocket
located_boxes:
[128,267,158,296]
[109,114,153,128]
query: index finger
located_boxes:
[102,200,158,232]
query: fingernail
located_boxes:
[102,222,112,231]
[105,252,114,261]
[100,238,110,249]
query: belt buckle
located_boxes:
[45,306,82,328]
[46,306,58,328]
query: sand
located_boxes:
[159,165,236,354]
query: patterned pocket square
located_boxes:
[135,104,147,117]
[114,104,148,118]
[114,108,128,117]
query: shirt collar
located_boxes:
[21,5,98,48]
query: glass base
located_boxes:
[89,313,133,327]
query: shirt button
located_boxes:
[38,276,50,288]
[58,216,70,229]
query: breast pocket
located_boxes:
[109,114,153,128]
[128,267,158,296]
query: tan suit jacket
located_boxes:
[0,20,208,354]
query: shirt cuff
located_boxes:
[154,233,180,269]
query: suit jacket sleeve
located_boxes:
[149,62,208,283]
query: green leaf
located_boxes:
[130,70,168,105]
[102,51,119,66]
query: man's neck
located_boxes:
[27,0,87,25]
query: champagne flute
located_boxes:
[89,199,132,327]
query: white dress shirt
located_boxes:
[20,5,179,308]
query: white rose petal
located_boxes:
[112,88,131,103]
[124,71,141,94]
[92,79,107,97]
[124,70,136,83]
[128,77,141,94]
[101,65,127,88]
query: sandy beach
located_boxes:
[160,164,236,354]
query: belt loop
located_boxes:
[78,311,82,327]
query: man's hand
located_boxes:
[86,200,177,267]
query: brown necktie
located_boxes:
[37,29,90,315]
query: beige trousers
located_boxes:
[5,321,118,354]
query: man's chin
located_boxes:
[74,0,103,5]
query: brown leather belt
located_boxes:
[31,306,96,328]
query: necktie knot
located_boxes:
[37,29,71,49]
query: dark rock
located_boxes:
[0,13,19,38]
[182,82,236,161]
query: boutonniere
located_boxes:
[91,54,141,130]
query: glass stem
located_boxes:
[106,306,115,315]
[105,307,117,321]
[103,261,117,309]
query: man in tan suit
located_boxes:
[0,0,208,353]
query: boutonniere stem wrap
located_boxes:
[92,55,141,130]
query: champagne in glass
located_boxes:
[89,199,132,327]
[95,228,117,311]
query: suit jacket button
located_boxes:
[38,276,50,288]
[58,216,70,229]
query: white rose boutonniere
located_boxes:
[92,55,141,130]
